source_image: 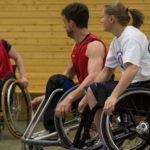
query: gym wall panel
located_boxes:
[0,0,149,93]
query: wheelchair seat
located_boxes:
[142,82,150,89]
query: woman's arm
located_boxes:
[103,62,138,114]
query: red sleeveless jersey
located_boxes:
[71,33,107,84]
[0,40,13,80]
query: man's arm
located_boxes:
[31,59,76,110]
[63,60,76,80]
[8,47,28,88]
[55,40,106,118]
[94,66,115,83]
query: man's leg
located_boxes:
[43,91,65,132]
[43,74,75,132]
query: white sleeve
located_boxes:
[105,42,118,68]
[123,39,143,67]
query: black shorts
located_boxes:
[84,80,149,108]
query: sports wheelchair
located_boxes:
[21,85,99,150]
[21,75,115,150]
[55,83,150,150]
[0,65,32,138]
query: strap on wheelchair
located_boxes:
[78,103,100,149]
[97,83,106,108]
[73,105,90,147]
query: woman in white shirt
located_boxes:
[79,1,150,143]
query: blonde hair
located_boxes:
[104,1,145,28]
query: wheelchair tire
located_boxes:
[1,79,31,138]
[54,86,79,148]
[101,88,150,150]
[54,85,98,149]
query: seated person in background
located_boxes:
[0,39,28,88]
[75,1,150,145]
[0,39,28,123]
[31,2,108,135]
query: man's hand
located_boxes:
[55,98,71,118]
[31,95,45,111]
[78,96,87,114]
[103,96,117,115]
[20,77,28,88]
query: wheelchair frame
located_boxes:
[21,88,65,150]
[21,86,101,150]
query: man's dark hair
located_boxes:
[61,2,89,28]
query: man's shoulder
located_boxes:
[89,33,100,39]
[1,39,11,51]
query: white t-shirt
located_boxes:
[106,26,150,83]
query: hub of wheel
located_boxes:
[136,121,149,135]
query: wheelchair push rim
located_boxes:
[1,79,31,138]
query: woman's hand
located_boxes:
[103,96,117,115]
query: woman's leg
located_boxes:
[85,81,119,140]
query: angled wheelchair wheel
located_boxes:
[54,86,97,149]
[1,79,32,138]
[101,88,150,150]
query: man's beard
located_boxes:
[67,30,74,38]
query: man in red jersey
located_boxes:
[31,2,108,135]
[0,39,28,88]
[0,39,28,124]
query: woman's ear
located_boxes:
[109,15,115,23]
